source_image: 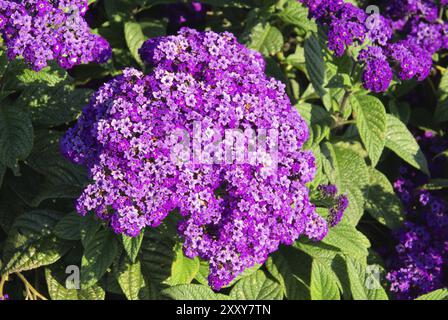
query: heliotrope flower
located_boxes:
[61,28,345,290]
[317,184,348,227]
[0,0,111,70]
[386,130,448,300]
[358,46,393,92]
[299,0,448,92]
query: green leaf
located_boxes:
[54,213,83,241]
[277,0,316,31]
[322,143,369,225]
[247,22,284,56]
[295,103,332,149]
[27,130,87,187]
[416,288,448,300]
[351,94,387,166]
[81,227,120,288]
[304,31,344,111]
[265,246,311,300]
[0,162,5,187]
[321,222,370,258]
[165,243,199,286]
[0,187,26,233]
[0,104,33,170]
[227,263,261,287]
[345,257,388,300]
[18,85,92,126]
[310,260,340,300]
[304,33,326,101]
[124,22,146,66]
[422,179,448,190]
[2,210,68,274]
[15,63,68,87]
[230,270,283,300]
[326,73,352,89]
[45,268,105,300]
[115,255,150,300]
[435,71,448,124]
[121,233,144,263]
[140,230,176,284]
[385,114,429,175]
[162,284,229,300]
[389,100,410,124]
[194,260,210,286]
[365,168,404,229]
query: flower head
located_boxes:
[62,28,335,290]
[0,0,111,70]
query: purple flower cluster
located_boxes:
[387,130,448,299]
[0,294,9,300]
[299,0,448,93]
[61,28,344,290]
[317,184,349,227]
[0,0,111,71]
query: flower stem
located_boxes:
[16,272,48,300]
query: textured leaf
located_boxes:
[2,211,68,274]
[124,22,146,66]
[435,71,448,123]
[322,222,370,258]
[15,63,68,87]
[194,260,210,286]
[365,168,404,229]
[0,187,26,233]
[305,33,326,101]
[247,22,284,56]
[19,85,92,126]
[162,284,229,300]
[345,257,388,300]
[416,288,448,300]
[0,104,33,170]
[81,228,120,288]
[295,103,332,148]
[165,243,199,286]
[45,268,105,300]
[277,0,316,31]
[304,31,343,111]
[265,246,311,300]
[121,233,144,263]
[27,130,87,186]
[230,270,283,300]
[351,94,387,166]
[422,178,448,190]
[385,114,429,175]
[115,255,150,300]
[54,213,84,241]
[0,162,5,187]
[310,260,340,300]
[322,143,369,225]
[140,230,176,284]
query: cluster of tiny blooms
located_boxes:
[299,0,448,92]
[317,184,349,227]
[0,0,111,70]
[0,294,9,300]
[386,130,448,299]
[60,28,346,290]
